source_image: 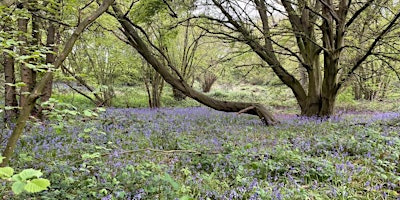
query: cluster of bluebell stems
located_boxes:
[1,107,399,199]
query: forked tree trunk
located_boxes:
[143,62,164,108]
[200,71,217,93]
[112,5,278,125]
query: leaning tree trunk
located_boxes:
[112,5,278,125]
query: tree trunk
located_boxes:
[18,16,33,108]
[112,5,278,125]
[143,62,164,108]
[2,17,18,123]
[200,70,217,93]
[3,27,18,123]
[172,88,186,100]
[300,55,323,116]
[352,82,362,100]
[38,22,57,119]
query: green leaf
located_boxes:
[16,55,33,61]
[12,181,26,195]
[15,82,27,87]
[26,63,37,69]
[84,128,93,133]
[180,196,194,200]
[6,39,18,46]
[81,152,101,159]
[0,167,14,178]
[4,106,19,110]
[24,178,50,193]
[97,107,106,112]
[11,174,23,182]
[83,110,93,117]
[162,173,180,191]
[0,156,4,163]
[18,169,43,180]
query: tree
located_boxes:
[345,2,400,101]
[1,0,115,167]
[111,2,278,125]
[192,0,400,116]
[37,0,60,119]
[142,60,165,108]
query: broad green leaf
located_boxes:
[18,169,43,180]
[24,178,50,193]
[83,110,94,117]
[15,82,27,87]
[12,181,26,195]
[11,174,23,182]
[0,156,4,163]
[0,167,14,178]
[4,106,19,110]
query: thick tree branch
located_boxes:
[112,3,279,125]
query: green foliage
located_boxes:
[131,0,168,24]
[0,157,50,195]
[40,98,105,133]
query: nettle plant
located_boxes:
[0,156,50,195]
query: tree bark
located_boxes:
[143,60,164,108]
[2,15,18,123]
[18,16,33,108]
[3,24,18,123]
[38,22,57,119]
[112,4,279,125]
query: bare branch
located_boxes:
[338,10,400,89]
[345,0,374,28]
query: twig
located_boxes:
[237,106,255,115]
[102,148,201,157]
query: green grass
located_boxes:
[51,84,400,115]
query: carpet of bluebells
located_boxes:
[1,107,400,199]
